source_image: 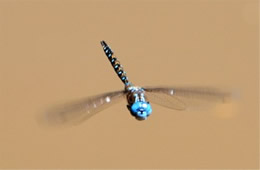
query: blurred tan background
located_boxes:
[0,0,258,169]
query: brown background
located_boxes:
[0,0,258,169]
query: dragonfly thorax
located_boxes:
[126,86,152,120]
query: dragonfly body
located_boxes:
[43,41,232,125]
[101,40,152,120]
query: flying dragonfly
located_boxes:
[42,41,232,126]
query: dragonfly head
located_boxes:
[127,101,152,120]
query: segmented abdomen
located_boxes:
[101,41,130,85]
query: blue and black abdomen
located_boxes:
[101,41,130,85]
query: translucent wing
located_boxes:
[144,86,232,111]
[40,90,125,126]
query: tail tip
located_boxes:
[100,40,107,46]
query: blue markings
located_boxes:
[130,102,152,120]
[112,58,117,64]
[121,76,126,80]
[114,64,119,69]
[117,70,123,75]
[111,58,116,63]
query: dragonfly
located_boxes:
[42,41,232,126]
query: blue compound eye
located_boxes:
[130,101,152,120]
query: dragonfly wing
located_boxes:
[144,86,232,111]
[40,90,125,126]
[145,89,186,110]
